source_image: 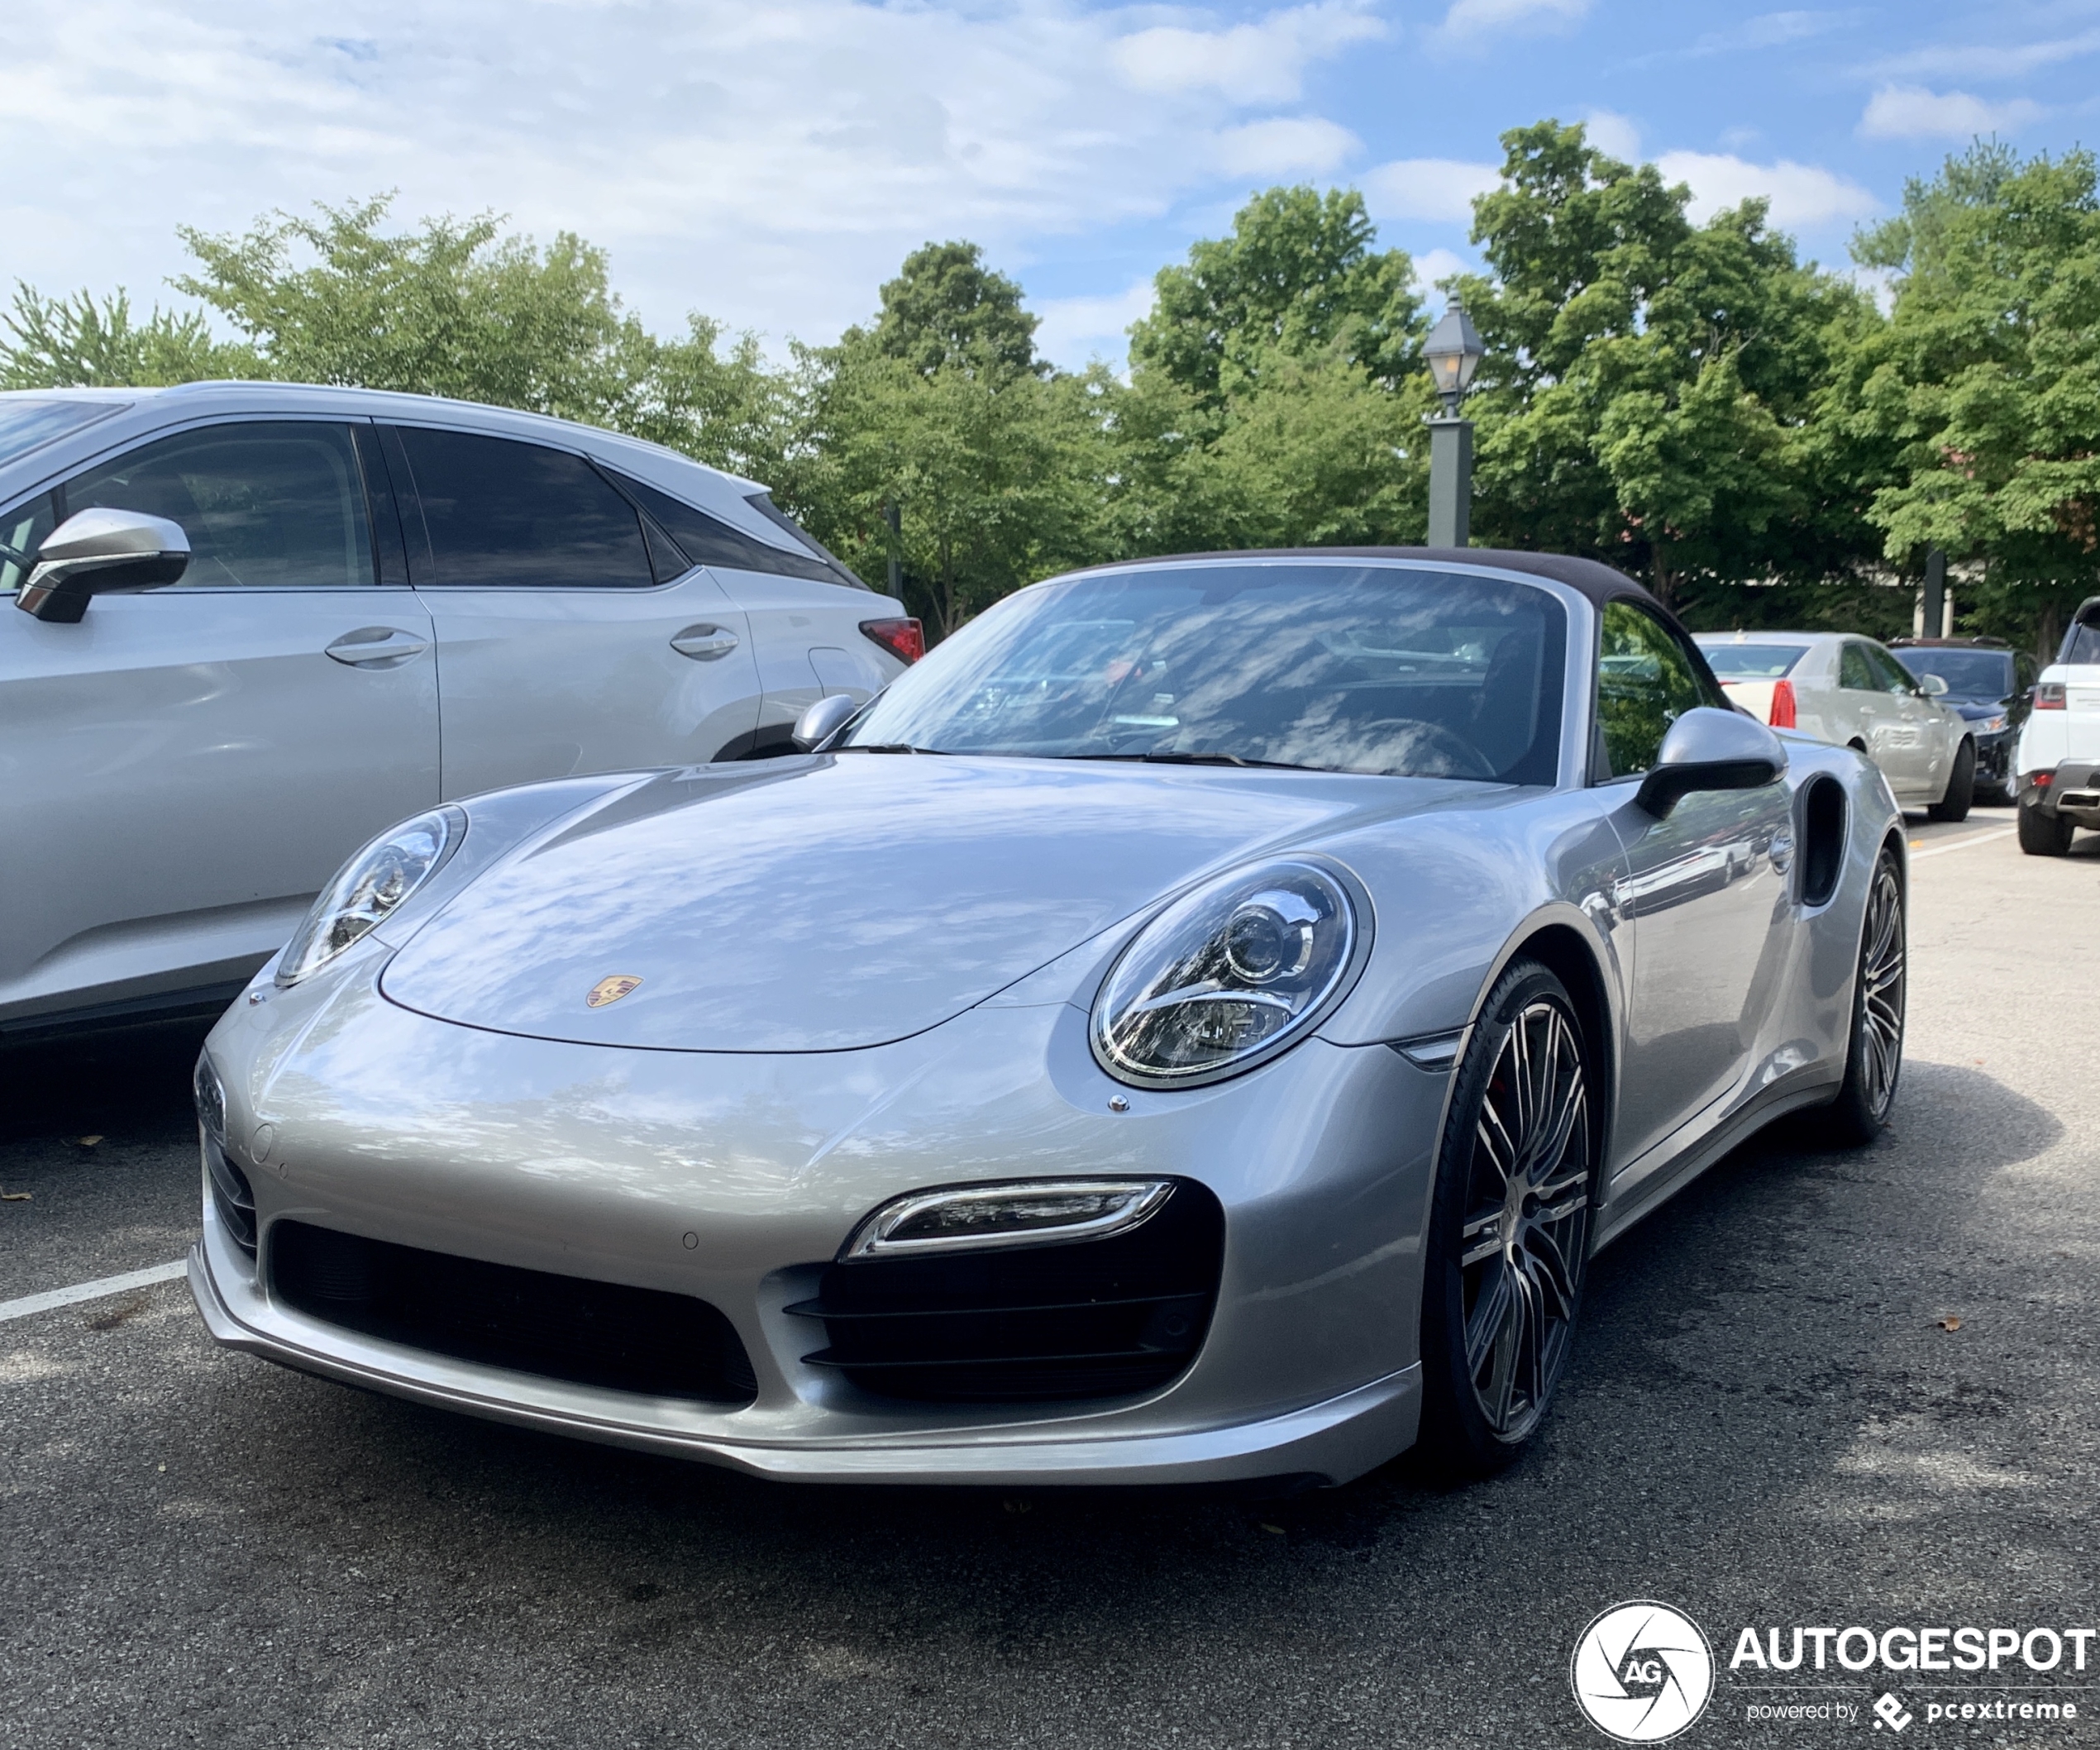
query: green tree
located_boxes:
[862,241,1041,378]
[1129,185,1423,403]
[1844,141,2100,653]
[0,285,260,388]
[1455,121,1882,608]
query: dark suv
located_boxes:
[1890,637,2036,804]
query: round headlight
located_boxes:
[1091,861,1363,1088]
[276,808,464,986]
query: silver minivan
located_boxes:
[0,383,916,1040]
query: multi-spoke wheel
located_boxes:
[1419,958,1596,1476]
[1826,846,1907,1144]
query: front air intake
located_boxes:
[787,1180,1225,1402]
[205,1141,257,1257]
[270,1222,757,1405]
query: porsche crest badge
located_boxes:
[586,975,644,1009]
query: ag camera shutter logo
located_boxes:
[1571,1601,1716,1743]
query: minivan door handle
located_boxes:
[327,627,430,668]
[671,624,740,661]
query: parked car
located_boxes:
[1696,630,1974,819]
[1889,637,2035,804]
[0,384,918,1042]
[2014,594,2100,856]
[192,549,1905,1489]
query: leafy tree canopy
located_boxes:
[1129,186,1424,402]
[860,241,1040,379]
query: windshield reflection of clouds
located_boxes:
[848,565,1564,784]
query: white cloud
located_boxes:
[1110,2,1385,103]
[1361,158,1501,224]
[1582,109,1641,163]
[1410,248,1470,296]
[1439,0,1592,43]
[1859,85,2043,141]
[1873,26,2100,82]
[1654,151,1878,228]
[0,0,1381,355]
[1215,117,1361,177]
[1033,280,1156,371]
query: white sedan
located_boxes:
[1696,631,1974,819]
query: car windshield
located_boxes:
[1700,641,1809,679]
[841,563,1567,783]
[1892,648,2013,696]
[0,397,127,466]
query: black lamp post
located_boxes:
[1422,298,1487,548]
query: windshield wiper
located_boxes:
[1058,751,1311,771]
[834,743,948,755]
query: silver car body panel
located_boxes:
[0,384,906,1032]
[1696,629,1969,806]
[193,557,1901,1485]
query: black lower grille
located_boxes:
[270,1221,756,1405]
[205,1142,257,1256]
[788,1180,1224,1402]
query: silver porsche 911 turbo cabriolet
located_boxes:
[189,548,1907,1489]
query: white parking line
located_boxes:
[1910,827,2017,861]
[0,1259,187,1325]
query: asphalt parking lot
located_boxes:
[3,809,2095,1749]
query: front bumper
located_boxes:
[189,958,1446,1488]
[2023,764,2100,826]
[1971,728,2015,789]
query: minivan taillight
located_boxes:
[861,618,924,665]
[1768,679,1797,728]
[2036,681,2066,710]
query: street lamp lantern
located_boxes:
[1422,298,1486,416]
[1422,297,1486,547]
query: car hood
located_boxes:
[379,755,1490,1052]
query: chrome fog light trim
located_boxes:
[841,1179,1176,1260]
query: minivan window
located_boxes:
[65,422,375,589]
[397,429,651,589]
[607,469,861,589]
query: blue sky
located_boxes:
[5,1,2096,371]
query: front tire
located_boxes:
[1824,846,1907,1147]
[2018,803,2075,856]
[1418,959,1596,1478]
[1926,741,1974,823]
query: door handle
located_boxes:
[327,627,430,668]
[671,624,740,661]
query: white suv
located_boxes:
[1695,629,1974,818]
[2015,596,2100,856]
[0,384,918,1040]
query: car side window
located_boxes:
[62,422,376,589]
[1839,643,1877,690]
[1865,643,1919,696]
[1596,600,1715,777]
[395,428,651,588]
[0,490,59,593]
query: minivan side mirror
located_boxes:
[1635,707,1788,817]
[16,508,190,623]
[793,692,859,751]
[1918,672,1950,697]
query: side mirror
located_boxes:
[16,508,189,623]
[793,692,859,751]
[1918,672,1949,697]
[1635,707,1787,817]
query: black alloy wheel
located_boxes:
[1825,846,1907,1145]
[1926,741,1975,823]
[1419,958,1596,1477]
